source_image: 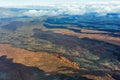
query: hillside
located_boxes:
[0,7,120,80]
[0,44,116,80]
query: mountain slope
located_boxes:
[0,44,116,80]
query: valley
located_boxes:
[0,7,120,80]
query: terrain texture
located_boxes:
[0,8,120,80]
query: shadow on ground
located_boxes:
[0,55,90,80]
[57,66,120,80]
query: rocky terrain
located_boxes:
[0,7,120,80]
[0,44,117,80]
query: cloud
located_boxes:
[87,1,120,13]
[23,9,61,16]
[0,1,120,18]
[57,1,120,15]
[17,2,120,17]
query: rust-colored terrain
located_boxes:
[0,7,120,80]
[0,44,116,80]
[49,28,120,45]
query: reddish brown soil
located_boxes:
[0,44,115,80]
[49,29,120,45]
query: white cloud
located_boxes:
[23,9,61,16]
[0,1,120,17]
[22,2,120,16]
[57,1,120,15]
[88,1,120,13]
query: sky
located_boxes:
[0,0,119,6]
